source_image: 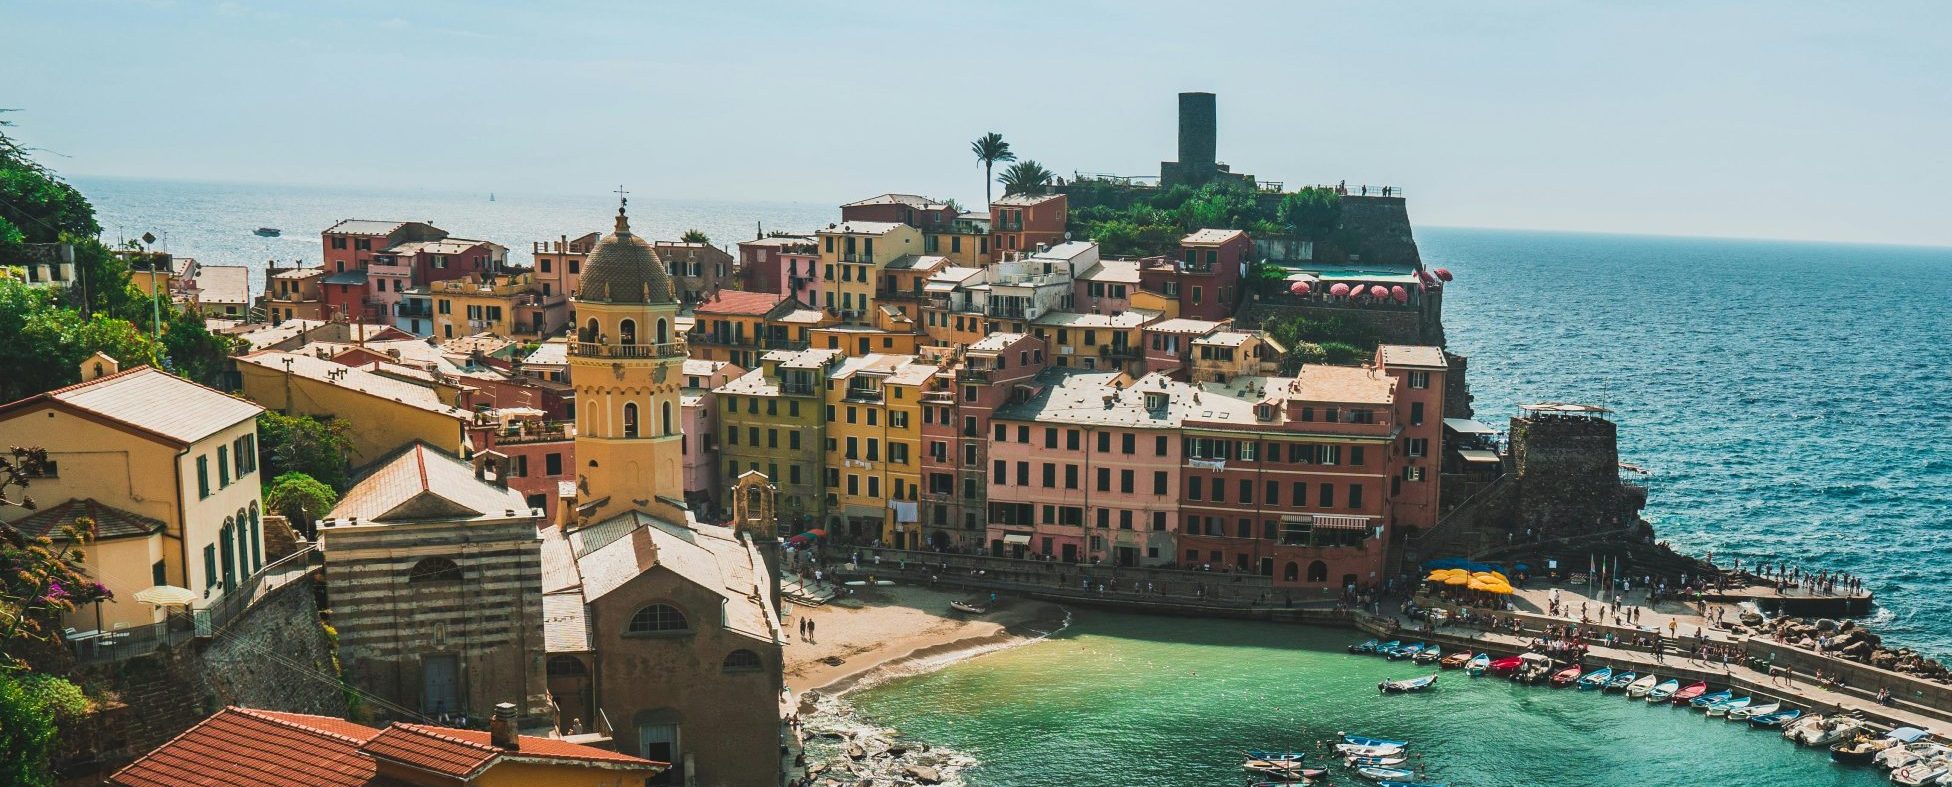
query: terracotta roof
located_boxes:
[9,498,165,541]
[991,192,1064,207]
[363,723,661,779]
[110,706,379,787]
[696,290,785,316]
[236,351,469,421]
[840,193,949,210]
[0,366,262,447]
[327,442,532,524]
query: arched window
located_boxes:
[627,604,689,634]
[1283,562,1299,582]
[656,318,668,343]
[619,319,637,345]
[1306,560,1328,583]
[409,557,463,584]
[547,655,589,677]
[623,403,640,438]
[582,317,599,343]
[721,649,762,672]
[235,508,251,580]
[662,402,673,435]
[248,502,262,572]
[219,518,236,592]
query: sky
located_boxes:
[5,0,1949,246]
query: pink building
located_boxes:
[682,359,745,516]
[1141,317,1224,375]
[919,333,1046,551]
[1074,258,1142,314]
[737,235,820,305]
[986,369,1189,565]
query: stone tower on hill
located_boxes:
[568,202,688,526]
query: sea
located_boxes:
[77,177,1952,786]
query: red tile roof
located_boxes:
[364,724,663,777]
[695,290,785,316]
[10,498,165,541]
[111,706,379,787]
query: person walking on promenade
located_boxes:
[806,617,816,644]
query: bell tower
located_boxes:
[568,196,688,525]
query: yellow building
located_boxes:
[816,220,922,323]
[823,353,934,547]
[429,272,553,340]
[235,350,474,465]
[1031,309,1160,373]
[566,204,688,526]
[0,356,266,629]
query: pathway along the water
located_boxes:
[847,612,1890,787]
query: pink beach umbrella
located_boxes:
[1329,282,1351,297]
[1289,281,1311,295]
[1391,285,1409,302]
[1433,268,1454,281]
[1369,285,1389,299]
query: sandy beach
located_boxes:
[782,583,1069,696]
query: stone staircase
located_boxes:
[780,573,836,607]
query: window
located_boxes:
[1410,401,1425,426]
[623,403,640,438]
[1405,438,1428,458]
[1097,432,1110,453]
[1238,480,1253,504]
[1120,469,1134,493]
[1187,477,1203,500]
[627,604,690,634]
[722,649,763,672]
[1044,428,1058,449]
[993,459,1007,482]
[1403,466,1427,482]
[202,544,216,589]
[1408,370,1430,389]
[1154,471,1168,495]
[1121,433,1135,454]
[1155,436,1168,456]
[196,455,210,498]
[1349,484,1364,509]
[1095,467,1110,491]
[408,557,462,583]
[1351,446,1365,466]
[217,445,230,487]
[790,432,801,450]
[1319,484,1335,507]
[546,453,563,475]
[1016,462,1029,485]
[1153,512,1167,531]
[1042,463,1056,488]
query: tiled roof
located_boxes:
[10,498,165,541]
[366,724,661,777]
[0,366,262,447]
[1182,228,1246,245]
[696,290,785,316]
[991,192,1063,207]
[1378,344,1447,369]
[996,370,1194,429]
[1078,258,1142,283]
[328,442,532,524]
[110,706,379,787]
[193,265,252,305]
[569,512,776,643]
[840,193,948,210]
[325,219,420,236]
[542,589,591,653]
[236,351,469,421]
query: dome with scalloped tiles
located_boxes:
[575,206,677,305]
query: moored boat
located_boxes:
[1644,678,1681,702]
[1375,782,1449,787]
[1602,670,1638,692]
[1464,653,1492,676]
[1877,740,1949,771]
[1513,653,1554,684]
[1356,765,1417,781]
[1891,756,1952,786]
[1830,734,1893,765]
[1623,674,1660,698]
[1243,759,1317,778]
[1373,640,1402,656]
[1386,642,1427,661]
[1487,655,1523,676]
[1748,708,1802,728]
[1348,638,1381,654]
[1670,681,1709,705]
[1342,735,1410,748]
[1413,647,1444,665]
[949,599,990,614]
[1347,754,1408,767]
[1549,664,1583,687]
[1704,696,1751,717]
[1726,701,1778,721]
[254,227,281,237]
[1336,742,1406,758]
[1379,674,1438,693]
[1687,689,1733,709]
[1440,650,1473,669]
[1576,666,1613,690]
[1245,749,1305,762]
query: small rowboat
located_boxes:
[1245,749,1305,762]
[1549,665,1583,687]
[1243,759,1319,778]
[949,600,990,614]
[1644,679,1681,702]
[1343,734,1409,748]
[1379,674,1438,693]
[1348,638,1381,654]
[1727,701,1779,721]
[1670,682,1709,705]
[1376,782,1450,787]
[1413,647,1444,665]
[1749,708,1803,728]
[1464,653,1492,676]
[1705,696,1751,717]
[1487,655,1523,676]
[1603,670,1638,692]
[1624,674,1660,698]
[1357,766,1417,781]
[1576,667,1614,690]
[1336,743,1405,758]
[1347,755,1408,767]
[1386,642,1427,661]
[1373,640,1402,656]
[1440,650,1474,669]
[1688,689,1733,709]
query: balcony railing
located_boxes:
[570,341,686,359]
[1100,344,1142,359]
[781,383,819,396]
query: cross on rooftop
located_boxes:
[615,185,629,208]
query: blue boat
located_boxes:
[1749,708,1803,728]
[1464,653,1491,676]
[1576,667,1613,689]
[1386,642,1427,661]
[1246,749,1305,762]
[1373,640,1402,656]
[1689,689,1734,709]
[1603,670,1638,692]
[1357,765,1417,781]
[1348,638,1380,654]
[1342,734,1410,748]
[1377,782,1449,787]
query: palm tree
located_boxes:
[680,229,710,244]
[970,132,1015,205]
[1000,160,1054,197]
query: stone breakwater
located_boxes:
[1763,616,1952,685]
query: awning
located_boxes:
[1457,449,1502,464]
[1443,417,1497,435]
[843,504,883,519]
[1310,514,1372,531]
[1002,533,1032,545]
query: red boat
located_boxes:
[1488,655,1524,676]
[1549,665,1584,687]
[1670,681,1709,705]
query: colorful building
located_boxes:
[235,350,476,466]
[815,220,922,321]
[266,264,326,324]
[919,333,1047,551]
[1139,228,1251,321]
[653,240,732,307]
[690,290,788,368]
[821,353,933,546]
[715,348,843,528]
[681,359,744,515]
[735,234,819,304]
[989,192,1067,258]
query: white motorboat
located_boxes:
[1877,742,1950,771]
[1623,674,1660,698]
[1891,756,1952,787]
[1780,713,1824,740]
[1797,718,1865,748]
[1334,743,1405,758]
[1705,696,1751,717]
[1726,701,1779,721]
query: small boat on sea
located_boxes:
[1356,765,1417,781]
[1623,674,1660,698]
[1705,696,1751,717]
[1379,674,1438,693]
[1342,735,1410,748]
[1513,653,1554,684]
[1413,647,1444,665]
[1576,667,1614,690]
[1336,742,1406,758]
[1349,638,1381,654]
[1643,678,1680,702]
[1487,655,1524,676]
[1246,749,1306,762]
[1464,653,1491,676]
[1726,701,1779,721]
[1670,681,1709,705]
[1347,755,1409,767]
[1373,640,1402,657]
[949,598,990,614]
[1375,782,1449,787]
[1748,708,1802,728]
[1548,664,1583,687]
[1440,650,1473,669]
[1386,642,1427,661]
[1791,716,1865,747]
[254,227,281,237]
[1602,670,1637,692]
[1243,759,1320,778]
[1878,740,1951,772]
[1687,689,1733,709]
[1831,735,1894,765]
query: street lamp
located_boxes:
[142,232,161,338]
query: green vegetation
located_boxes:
[1262,311,1379,370]
[256,413,354,491]
[0,671,89,787]
[999,160,1054,197]
[1066,180,1345,257]
[0,111,99,258]
[679,229,710,244]
[969,132,1015,205]
[1,450,109,671]
[264,472,339,533]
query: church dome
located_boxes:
[576,206,677,305]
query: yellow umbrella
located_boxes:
[1444,573,1470,586]
[1466,578,1493,592]
[1426,571,1449,582]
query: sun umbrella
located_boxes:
[1391,285,1409,302]
[1289,281,1311,295]
[1444,573,1470,586]
[134,585,197,607]
[1434,268,1454,281]
[1329,282,1351,297]
[1369,285,1389,299]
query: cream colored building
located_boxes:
[0,356,266,629]
[815,220,922,322]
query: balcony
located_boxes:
[1099,344,1142,360]
[397,304,433,318]
[961,368,994,384]
[781,382,819,397]
[921,390,955,404]
[844,387,883,402]
[569,341,687,359]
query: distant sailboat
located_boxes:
[254,227,281,237]
[489,192,495,202]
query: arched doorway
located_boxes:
[547,656,591,734]
[1306,560,1328,583]
[1283,562,1299,582]
[619,319,637,345]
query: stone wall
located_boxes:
[1238,300,1439,347]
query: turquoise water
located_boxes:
[851,612,1889,787]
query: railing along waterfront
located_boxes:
[569,341,686,359]
[829,546,1359,610]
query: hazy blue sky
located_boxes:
[6,1,1948,245]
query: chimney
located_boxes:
[489,702,518,750]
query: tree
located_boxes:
[0,112,100,259]
[264,472,338,536]
[1000,160,1053,197]
[0,672,81,787]
[970,132,1015,206]
[0,280,162,402]
[161,307,243,389]
[2,449,109,670]
[679,229,710,244]
[256,412,354,490]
